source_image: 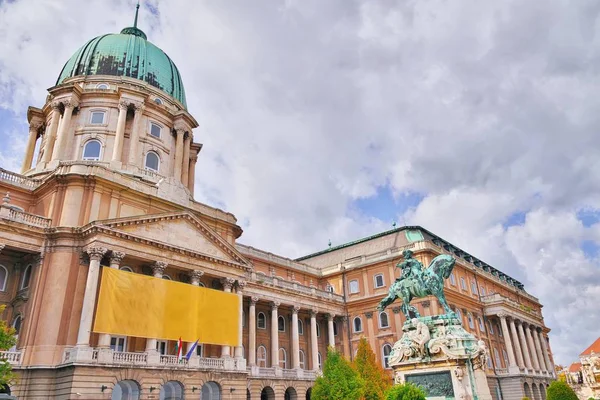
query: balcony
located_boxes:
[493,367,553,378]
[0,351,22,365]
[0,206,51,229]
[481,293,542,320]
[0,168,41,190]
[247,365,318,380]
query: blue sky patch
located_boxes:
[352,185,423,225]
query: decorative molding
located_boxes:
[151,261,167,276]
[497,311,508,319]
[292,306,300,314]
[118,100,130,110]
[221,277,235,291]
[326,313,335,321]
[86,247,107,262]
[250,296,259,306]
[109,251,126,265]
[270,301,280,310]
[236,280,247,292]
[189,270,204,283]
[365,312,373,319]
[310,309,318,318]
[391,306,402,315]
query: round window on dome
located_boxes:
[96,83,109,90]
[154,98,163,105]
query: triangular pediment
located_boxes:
[94,212,249,266]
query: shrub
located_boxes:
[353,338,392,400]
[385,383,426,400]
[546,381,578,400]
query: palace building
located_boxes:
[0,10,555,400]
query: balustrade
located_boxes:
[3,208,51,228]
[0,351,21,365]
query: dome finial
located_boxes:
[133,1,140,29]
[120,1,147,40]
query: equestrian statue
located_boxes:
[377,249,456,319]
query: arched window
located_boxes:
[353,317,362,333]
[455,309,462,322]
[317,352,322,369]
[379,312,389,328]
[154,98,163,105]
[382,344,393,368]
[162,275,172,280]
[471,281,478,295]
[467,313,475,329]
[0,265,8,291]
[20,265,32,290]
[488,321,495,334]
[96,83,109,90]
[201,381,221,400]
[279,348,287,369]
[327,285,335,293]
[145,151,160,172]
[373,274,385,288]
[299,350,305,369]
[278,315,285,332]
[449,273,456,286]
[298,319,304,335]
[257,345,267,367]
[497,323,502,336]
[82,140,102,161]
[493,348,501,368]
[12,315,22,335]
[159,381,183,400]
[478,316,485,331]
[480,286,486,296]
[119,266,133,273]
[198,282,206,287]
[460,277,467,290]
[502,349,509,367]
[333,321,338,336]
[257,312,266,329]
[316,323,320,337]
[111,380,141,400]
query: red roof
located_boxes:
[569,362,582,373]
[580,337,600,356]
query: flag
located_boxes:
[176,337,183,362]
[185,339,199,360]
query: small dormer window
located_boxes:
[150,123,161,138]
[154,98,163,105]
[96,83,109,90]
[90,111,105,125]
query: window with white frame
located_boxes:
[460,277,467,290]
[298,319,304,335]
[96,83,109,90]
[450,273,456,286]
[497,323,502,337]
[145,151,160,172]
[316,322,321,337]
[257,312,266,329]
[20,265,32,290]
[349,280,359,294]
[162,275,171,280]
[379,311,390,328]
[487,354,493,369]
[471,281,478,295]
[82,140,102,161]
[257,345,267,367]
[467,313,475,329]
[0,265,7,291]
[374,274,385,289]
[149,122,162,138]
[9,315,21,352]
[480,286,486,296]
[196,344,203,357]
[353,317,362,333]
[156,340,167,355]
[90,111,106,124]
[119,266,133,273]
[299,350,305,369]
[494,348,501,368]
[278,315,285,332]
[382,344,393,368]
[478,316,485,331]
[455,308,463,322]
[111,336,127,352]
[488,321,495,335]
[154,98,163,105]
[279,348,287,369]
[317,352,322,369]
[502,349,509,367]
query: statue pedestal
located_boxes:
[389,315,492,400]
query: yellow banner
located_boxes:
[93,268,239,346]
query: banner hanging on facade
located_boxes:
[93,268,240,346]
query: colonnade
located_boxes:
[497,312,554,375]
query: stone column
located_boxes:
[365,311,376,354]
[292,306,300,369]
[127,102,145,166]
[173,128,185,180]
[76,247,107,346]
[145,261,167,354]
[310,309,319,370]
[340,316,350,358]
[41,103,61,163]
[221,278,235,357]
[498,313,518,371]
[524,323,540,371]
[327,314,336,349]
[111,100,129,163]
[98,251,126,348]
[249,297,258,366]
[234,281,246,359]
[270,301,280,368]
[517,320,533,370]
[509,317,525,369]
[186,270,204,357]
[22,121,42,173]
[539,330,554,375]
[532,325,547,371]
[52,100,78,161]
[181,133,191,185]
[188,155,198,195]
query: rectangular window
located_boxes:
[471,281,478,295]
[480,286,486,296]
[450,273,456,286]
[349,280,359,294]
[90,111,105,125]
[374,274,385,289]
[460,277,467,290]
[110,336,126,352]
[150,123,162,138]
[196,344,203,357]
[156,340,167,355]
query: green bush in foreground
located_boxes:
[546,380,578,400]
[385,383,426,400]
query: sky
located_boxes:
[1,0,599,366]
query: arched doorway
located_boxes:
[305,387,312,400]
[523,382,533,400]
[247,389,251,400]
[260,386,275,400]
[160,381,184,400]
[532,383,542,400]
[112,380,141,400]
[0,385,10,395]
[201,381,221,400]
[285,387,298,400]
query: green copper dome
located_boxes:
[56,25,187,108]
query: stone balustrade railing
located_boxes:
[480,293,542,319]
[247,365,318,380]
[0,351,21,365]
[0,168,41,189]
[1,207,52,228]
[112,351,148,365]
[493,367,551,378]
[251,272,345,303]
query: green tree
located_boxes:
[353,337,391,400]
[546,381,578,400]
[312,347,365,400]
[385,383,425,400]
[0,305,17,388]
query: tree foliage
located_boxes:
[385,383,426,400]
[353,337,391,400]
[312,347,365,400]
[546,381,578,400]
[0,305,17,387]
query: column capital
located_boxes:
[292,306,300,314]
[63,99,79,110]
[310,309,318,318]
[151,261,168,276]
[174,127,186,136]
[118,100,130,110]
[221,277,235,291]
[29,120,44,132]
[132,101,145,111]
[365,311,373,319]
[86,247,107,261]
[271,301,280,310]
[250,296,260,306]
[236,280,247,292]
[189,270,204,283]
[497,311,508,319]
[109,251,126,265]
[326,313,335,321]
[50,101,61,111]
[341,315,348,322]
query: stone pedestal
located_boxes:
[389,315,493,400]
